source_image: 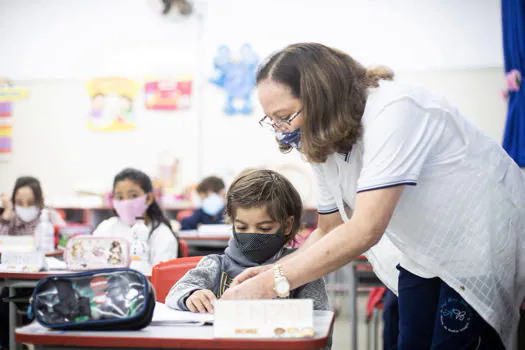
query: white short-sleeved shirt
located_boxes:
[93,217,178,266]
[312,80,525,349]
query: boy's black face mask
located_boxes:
[232,226,287,263]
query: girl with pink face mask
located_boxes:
[92,168,179,265]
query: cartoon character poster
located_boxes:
[86,77,139,132]
[144,77,192,110]
[210,44,259,115]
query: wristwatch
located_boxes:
[273,264,291,298]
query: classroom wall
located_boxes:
[0,0,507,207]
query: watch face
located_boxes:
[276,279,290,294]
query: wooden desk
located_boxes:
[1,270,152,350]
[16,311,334,350]
[57,207,319,231]
[0,270,72,350]
[178,231,230,249]
[45,251,64,258]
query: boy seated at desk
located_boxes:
[179,176,226,231]
[166,169,329,314]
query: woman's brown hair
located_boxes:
[225,169,303,243]
[256,42,394,163]
[11,176,44,207]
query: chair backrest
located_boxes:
[178,238,189,257]
[176,209,194,222]
[151,256,203,303]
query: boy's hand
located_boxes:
[186,289,216,313]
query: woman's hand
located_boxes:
[230,265,273,287]
[186,289,217,313]
[0,193,14,220]
[221,269,276,300]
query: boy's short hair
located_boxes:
[196,176,225,194]
[226,169,303,243]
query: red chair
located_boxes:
[151,256,203,303]
[178,238,189,257]
[289,228,313,248]
[176,210,193,222]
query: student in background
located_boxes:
[0,176,65,236]
[0,176,65,349]
[180,176,226,230]
[166,169,330,313]
[93,168,178,265]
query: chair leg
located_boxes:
[366,318,371,350]
[326,271,336,309]
[373,308,379,350]
[347,263,358,350]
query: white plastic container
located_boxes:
[130,217,151,274]
[34,209,55,253]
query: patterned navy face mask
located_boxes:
[275,128,301,149]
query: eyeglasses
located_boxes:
[258,110,302,132]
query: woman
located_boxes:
[221,43,525,349]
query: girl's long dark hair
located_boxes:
[113,168,179,255]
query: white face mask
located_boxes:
[15,206,40,223]
[201,193,225,216]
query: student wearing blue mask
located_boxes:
[180,176,226,230]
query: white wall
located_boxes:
[0,0,503,78]
[0,0,507,207]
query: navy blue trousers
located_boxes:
[396,266,505,350]
[383,289,399,350]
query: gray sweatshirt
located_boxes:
[166,238,329,310]
[165,239,332,348]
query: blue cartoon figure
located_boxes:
[210,44,259,115]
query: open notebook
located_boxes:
[152,302,214,326]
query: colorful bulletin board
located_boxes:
[0,102,12,161]
[0,81,29,162]
[86,77,139,132]
[144,77,192,111]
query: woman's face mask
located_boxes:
[275,128,301,149]
[15,206,40,223]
